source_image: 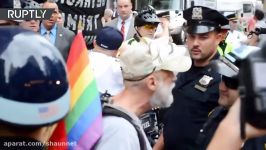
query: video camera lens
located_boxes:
[255,27,266,35]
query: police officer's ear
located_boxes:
[215,30,224,45]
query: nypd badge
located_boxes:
[195,75,213,92]
[192,7,203,20]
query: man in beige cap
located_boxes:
[94,39,191,150]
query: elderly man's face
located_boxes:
[150,70,176,108]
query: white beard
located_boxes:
[150,81,175,108]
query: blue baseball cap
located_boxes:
[96,27,123,50]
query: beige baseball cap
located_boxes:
[119,38,192,81]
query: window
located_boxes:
[243,4,252,13]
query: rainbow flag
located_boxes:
[49,32,103,150]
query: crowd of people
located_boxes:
[1,0,266,150]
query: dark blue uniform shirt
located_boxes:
[196,106,228,150]
[163,61,220,150]
[196,106,266,150]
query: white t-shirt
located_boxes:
[94,105,152,150]
[88,51,124,95]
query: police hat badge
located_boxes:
[192,7,203,20]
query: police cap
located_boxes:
[226,13,237,21]
[183,6,229,34]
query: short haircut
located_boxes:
[255,9,264,21]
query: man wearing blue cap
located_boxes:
[161,6,229,149]
[89,26,124,96]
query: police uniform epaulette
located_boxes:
[127,38,137,45]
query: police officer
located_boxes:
[196,46,260,149]
[161,6,228,149]
[128,6,161,43]
[217,24,233,56]
[197,46,266,150]
[0,27,69,150]
[226,13,247,49]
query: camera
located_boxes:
[255,27,266,35]
[239,42,266,136]
[247,27,266,39]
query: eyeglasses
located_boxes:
[143,24,157,30]
[221,75,239,89]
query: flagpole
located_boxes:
[77,21,84,34]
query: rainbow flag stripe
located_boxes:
[66,32,103,150]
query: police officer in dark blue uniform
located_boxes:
[196,45,266,150]
[162,6,228,149]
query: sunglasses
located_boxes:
[221,75,239,89]
[143,24,157,30]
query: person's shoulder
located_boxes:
[89,52,115,67]
[103,116,137,133]
[126,37,139,45]
[94,116,140,150]
[61,26,75,36]
[57,25,75,38]
[90,51,116,62]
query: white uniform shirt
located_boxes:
[226,30,247,49]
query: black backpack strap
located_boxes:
[102,106,147,150]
